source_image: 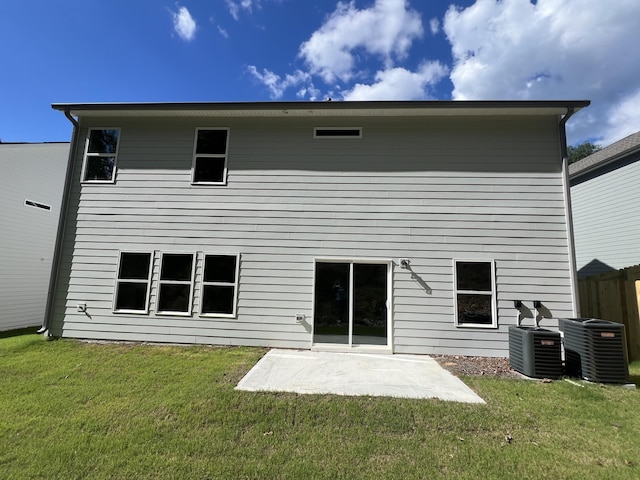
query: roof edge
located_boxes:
[570,130,640,179]
[52,99,591,113]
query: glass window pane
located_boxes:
[457,294,493,325]
[88,129,119,154]
[119,253,151,280]
[194,157,225,183]
[160,254,193,281]
[84,156,115,181]
[204,255,237,283]
[158,284,191,312]
[456,262,492,291]
[202,285,235,314]
[196,130,227,154]
[116,282,148,311]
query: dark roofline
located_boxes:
[569,130,640,179]
[0,141,70,145]
[52,99,590,113]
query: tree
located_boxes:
[568,141,602,164]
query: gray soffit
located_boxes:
[52,100,590,119]
[570,130,640,179]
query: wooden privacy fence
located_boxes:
[577,264,640,361]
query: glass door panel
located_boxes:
[353,263,388,345]
[313,262,349,344]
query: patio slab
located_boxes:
[236,349,485,403]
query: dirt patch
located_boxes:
[433,355,523,379]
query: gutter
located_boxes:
[559,107,580,317]
[39,109,80,335]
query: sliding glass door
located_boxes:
[313,261,389,346]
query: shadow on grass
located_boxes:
[628,361,640,387]
[0,327,41,340]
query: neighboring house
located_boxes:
[570,131,640,278]
[44,100,588,357]
[0,142,69,331]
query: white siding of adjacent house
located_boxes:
[571,155,640,277]
[0,143,69,331]
[49,115,574,357]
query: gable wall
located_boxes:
[571,154,640,277]
[49,115,573,356]
[0,143,69,331]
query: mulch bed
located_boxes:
[433,355,523,379]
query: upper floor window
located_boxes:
[454,260,496,328]
[192,128,229,185]
[82,128,120,182]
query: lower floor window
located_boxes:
[201,254,239,316]
[157,253,195,314]
[454,260,496,327]
[114,252,152,313]
[113,251,238,318]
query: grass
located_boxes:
[1,333,639,479]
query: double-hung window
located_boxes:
[82,128,120,182]
[157,253,195,315]
[454,260,496,328]
[200,254,239,317]
[114,252,152,313]
[192,128,229,184]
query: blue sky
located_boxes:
[2,0,639,146]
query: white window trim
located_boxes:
[191,127,230,186]
[113,251,153,315]
[199,252,241,318]
[81,127,121,184]
[311,257,393,350]
[156,252,196,316]
[453,259,497,329]
[313,127,362,139]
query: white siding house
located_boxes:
[570,131,640,278]
[45,101,588,357]
[0,142,69,331]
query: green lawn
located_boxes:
[1,331,639,479]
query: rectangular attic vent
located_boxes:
[314,127,362,138]
[24,199,51,211]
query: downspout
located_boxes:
[559,107,580,317]
[39,109,80,335]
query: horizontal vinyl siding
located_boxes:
[571,157,640,277]
[50,116,573,356]
[0,144,68,331]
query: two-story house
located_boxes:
[43,100,588,357]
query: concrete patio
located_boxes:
[236,349,485,403]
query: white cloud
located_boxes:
[598,88,640,146]
[218,26,229,38]
[343,62,448,101]
[443,0,640,145]
[227,0,259,20]
[247,66,314,99]
[429,18,440,35]
[171,6,197,41]
[299,0,423,83]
